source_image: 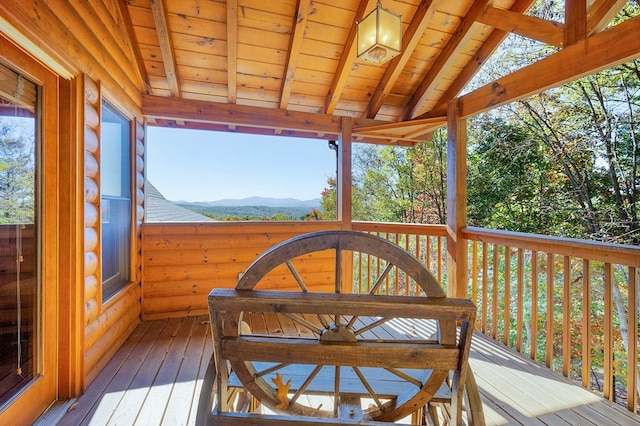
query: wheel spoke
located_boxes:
[254,362,290,378]
[384,367,423,388]
[289,364,323,406]
[368,262,395,295]
[286,260,309,292]
[315,313,330,328]
[282,313,324,335]
[353,317,391,336]
[345,263,394,329]
[353,366,384,410]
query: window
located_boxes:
[0,63,39,406]
[101,100,131,300]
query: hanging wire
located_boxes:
[16,223,23,376]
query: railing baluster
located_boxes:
[530,250,539,361]
[563,256,571,378]
[492,244,499,340]
[482,243,488,334]
[516,248,524,353]
[504,246,511,347]
[604,262,614,401]
[437,236,442,285]
[582,259,591,389]
[627,266,638,413]
[472,241,479,309]
[546,253,554,370]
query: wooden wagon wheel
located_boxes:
[200,230,456,423]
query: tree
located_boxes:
[0,117,35,225]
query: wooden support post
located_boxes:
[337,117,352,228]
[446,99,468,298]
[564,0,587,47]
[338,117,353,293]
[57,75,85,398]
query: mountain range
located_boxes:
[174,196,321,208]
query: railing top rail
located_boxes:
[463,226,640,267]
[353,221,448,237]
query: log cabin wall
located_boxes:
[141,221,343,320]
[0,1,145,389]
[82,77,143,385]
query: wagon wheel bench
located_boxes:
[197,230,484,425]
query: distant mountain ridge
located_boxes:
[174,196,321,208]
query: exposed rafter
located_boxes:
[280,0,312,109]
[401,0,492,121]
[587,0,627,35]
[419,0,538,118]
[477,6,564,48]
[117,0,150,94]
[324,0,377,114]
[149,0,180,97]
[227,0,238,103]
[364,0,438,119]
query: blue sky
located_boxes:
[146,127,337,202]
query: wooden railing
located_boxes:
[463,227,639,413]
[352,222,639,413]
[351,222,448,295]
[140,220,639,413]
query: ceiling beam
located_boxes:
[476,6,564,48]
[364,0,438,119]
[148,117,418,146]
[118,0,151,94]
[143,93,388,134]
[149,0,180,97]
[227,0,238,103]
[280,0,312,109]
[401,0,492,121]
[324,0,377,114]
[587,0,627,35]
[457,15,640,119]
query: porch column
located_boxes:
[337,116,353,228]
[446,98,468,298]
[337,117,353,293]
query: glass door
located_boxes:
[0,63,39,408]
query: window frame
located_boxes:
[99,97,134,301]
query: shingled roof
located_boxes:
[144,181,214,222]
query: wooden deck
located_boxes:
[53,316,639,425]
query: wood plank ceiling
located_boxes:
[122,0,633,144]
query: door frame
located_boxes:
[0,34,62,424]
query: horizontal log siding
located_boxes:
[463,226,640,413]
[141,221,343,319]
[82,77,142,386]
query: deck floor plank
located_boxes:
[105,318,184,425]
[56,317,639,426]
[162,315,212,426]
[136,317,196,424]
[59,320,155,425]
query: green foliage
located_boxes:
[319,134,448,224]
[0,118,35,224]
[180,204,310,221]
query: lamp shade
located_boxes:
[357,3,402,65]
